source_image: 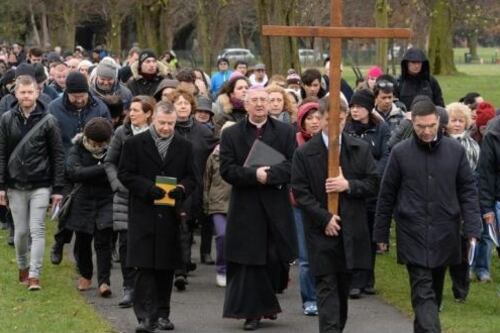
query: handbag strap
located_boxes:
[8,113,52,167]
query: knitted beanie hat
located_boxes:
[66,72,89,93]
[350,89,375,112]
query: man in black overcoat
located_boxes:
[291,101,379,333]
[118,101,197,333]
[374,97,481,333]
[220,87,297,331]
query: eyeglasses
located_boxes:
[376,80,394,89]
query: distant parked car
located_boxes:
[217,48,255,64]
[299,48,320,65]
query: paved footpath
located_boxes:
[82,237,413,333]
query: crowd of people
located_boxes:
[0,42,498,333]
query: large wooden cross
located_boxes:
[263,0,412,213]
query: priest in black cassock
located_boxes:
[220,87,297,331]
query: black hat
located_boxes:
[46,52,62,64]
[65,72,89,94]
[195,96,214,115]
[138,49,157,67]
[33,63,47,83]
[0,69,15,86]
[83,117,113,142]
[15,63,35,78]
[217,57,229,66]
[349,89,374,112]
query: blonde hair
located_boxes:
[446,102,472,129]
[265,84,292,115]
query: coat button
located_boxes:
[158,213,163,218]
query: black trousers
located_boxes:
[449,236,470,300]
[406,265,446,333]
[134,268,174,322]
[351,207,376,290]
[74,228,113,285]
[316,272,352,333]
[199,214,213,256]
[118,230,136,289]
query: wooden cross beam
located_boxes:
[262,0,412,214]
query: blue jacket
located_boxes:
[210,70,232,98]
[49,93,111,154]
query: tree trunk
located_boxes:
[28,1,41,47]
[40,2,51,49]
[197,0,212,74]
[467,31,479,61]
[374,0,388,71]
[256,0,272,73]
[61,1,76,50]
[428,0,457,75]
[109,11,122,56]
[257,0,300,75]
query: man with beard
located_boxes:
[90,57,133,112]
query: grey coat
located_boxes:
[104,123,134,230]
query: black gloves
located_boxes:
[150,186,166,200]
[168,186,186,202]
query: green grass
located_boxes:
[375,230,500,333]
[0,220,115,333]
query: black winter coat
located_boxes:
[49,93,111,154]
[118,131,197,270]
[292,134,379,276]
[374,135,482,268]
[343,120,391,175]
[64,135,113,234]
[104,123,134,231]
[478,116,500,215]
[397,48,445,109]
[174,120,218,219]
[0,102,65,193]
[220,117,298,265]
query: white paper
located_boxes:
[50,203,61,220]
[488,224,499,248]
[468,239,477,266]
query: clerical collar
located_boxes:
[322,131,341,148]
[248,117,267,129]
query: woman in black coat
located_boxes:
[104,95,155,307]
[171,89,218,290]
[343,89,390,297]
[64,118,114,297]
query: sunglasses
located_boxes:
[376,80,394,89]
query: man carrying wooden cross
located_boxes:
[292,98,379,332]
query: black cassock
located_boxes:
[219,117,298,319]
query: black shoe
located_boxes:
[174,276,187,291]
[50,244,63,265]
[135,319,159,333]
[349,288,361,299]
[157,317,175,331]
[243,318,260,331]
[118,288,134,308]
[362,287,377,295]
[200,253,215,265]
